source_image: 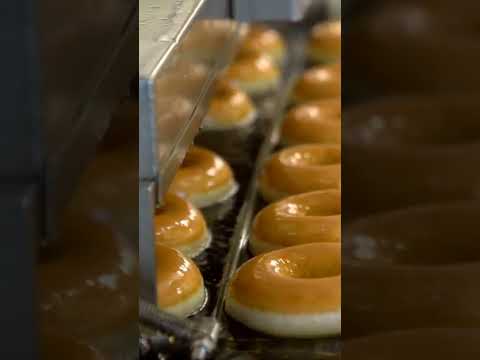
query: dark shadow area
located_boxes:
[342,0,480,356]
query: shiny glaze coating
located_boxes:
[308,20,341,63]
[156,245,203,308]
[155,193,207,248]
[207,79,256,126]
[238,24,286,63]
[229,243,341,313]
[291,63,341,104]
[252,190,341,253]
[169,146,234,199]
[260,144,341,201]
[281,99,341,145]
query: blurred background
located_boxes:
[342,0,480,358]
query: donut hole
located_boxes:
[271,258,340,279]
[344,204,480,266]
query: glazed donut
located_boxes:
[281,99,341,146]
[39,212,137,338]
[307,20,341,64]
[204,79,257,130]
[343,329,480,360]
[250,190,341,255]
[155,193,211,258]
[291,63,341,104]
[157,245,206,317]
[223,53,281,96]
[343,202,480,337]
[259,144,341,202]
[169,146,238,208]
[225,243,341,338]
[238,24,286,64]
[41,334,107,360]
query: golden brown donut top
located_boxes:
[156,245,203,307]
[155,193,207,247]
[169,146,234,196]
[224,53,280,82]
[207,79,255,124]
[308,20,341,58]
[281,100,341,145]
[229,243,341,313]
[252,190,341,249]
[261,144,341,194]
[238,24,286,60]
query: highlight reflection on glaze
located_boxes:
[169,146,234,195]
[154,193,207,247]
[230,243,341,313]
[156,245,203,307]
[261,144,341,196]
[252,190,341,251]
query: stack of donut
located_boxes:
[223,20,343,338]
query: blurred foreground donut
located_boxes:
[281,99,341,145]
[226,243,341,338]
[308,20,341,64]
[224,53,281,96]
[204,79,257,130]
[291,63,341,104]
[238,24,286,64]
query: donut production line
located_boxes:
[139,0,344,359]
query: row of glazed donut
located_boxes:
[154,24,291,317]
[225,20,342,338]
[155,146,238,317]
